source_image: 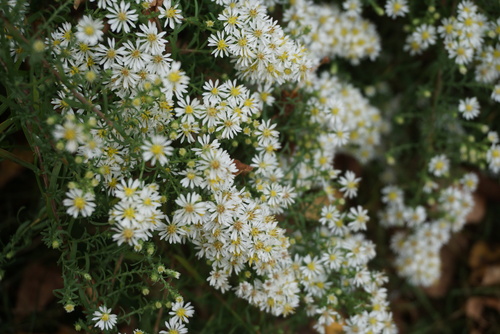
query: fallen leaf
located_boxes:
[465,297,500,329]
[233,159,253,176]
[73,0,84,10]
[481,265,500,286]
[325,321,343,334]
[468,241,500,269]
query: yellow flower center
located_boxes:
[74,197,86,210]
[84,26,95,36]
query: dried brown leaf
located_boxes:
[325,321,343,334]
[468,241,500,269]
[466,297,500,329]
[73,0,84,10]
[233,159,253,176]
[481,265,500,286]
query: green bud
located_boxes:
[32,39,45,53]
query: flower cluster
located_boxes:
[283,0,381,64]
[208,0,313,85]
[8,0,469,332]
[380,172,477,286]
[404,1,500,103]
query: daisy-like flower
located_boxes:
[175,96,203,124]
[52,119,86,153]
[447,41,474,65]
[461,172,479,192]
[169,301,195,324]
[158,219,186,244]
[301,255,324,279]
[173,192,206,225]
[331,121,350,147]
[110,64,139,91]
[343,0,362,17]
[458,96,480,120]
[141,135,174,166]
[202,79,227,104]
[178,168,203,189]
[75,15,104,46]
[338,170,361,198]
[92,305,117,331]
[487,144,500,173]
[160,317,188,334]
[94,38,126,70]
[112,222,148,246]
[491,85,500,102]
[347,205,369,231]
[105,1,138,34]
[162,61,190,98]
[159,0,184,30]
[137,21,167,55]
[121,40,151,72]
[63,188,96,218]
[385,0,409,19]
[114,178,143,201]
[207,31,232,58]
[414,23,437,48]
[428,154,450,177]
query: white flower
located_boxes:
[112,222,149,246]
[169,301,195,324]
[159,0,184,30]
[338,171,360,198]
[75,15,104,45]
[105,1,138,34]
[385,0,409,19]
[347,206,369,231]
[428,154,449,177]
[414,23,437,48]
[141,135,174,166]
[121,40,151,72]
[175,96,203,124]
[162,61,190,98]
[491,85,500,102]
[92,305,117,331]
[52,119,86,153]
[94,38,126,70]
[137,21,167,54]
[110,64,139,91]
[63,188,96,218]
[160,317,188,334]
[458,96,480,120]
[207,31,232,58]
[173,192,206,225]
